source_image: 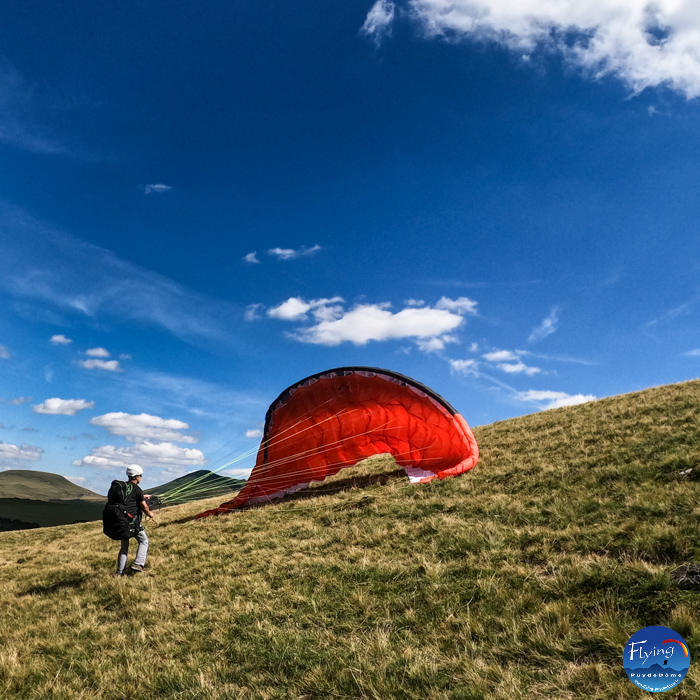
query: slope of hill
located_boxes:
[147,469,246,506]
[0,470,105,529]
[0,380,698,699]
[0,469,101,500]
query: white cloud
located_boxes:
[0,441,43,466]
[65,475,87,485]
[295,303,464,346]
[498,360,541,375]
[244,251,260,264]
[449,358,479,373]
[267,297,312,321]
[78,359,122,372]
[0,345,9,359]
[89,412,198,444]
[529,306,560,343]
[266,296,344,322]
[361,0,396,44]
[33,398,95,415]
[483,349,540,375]
[73,441,206,471]
[517,389,597,410]
[50,334,72,345]
[483,349,519,363]
[267,244,321,261]
[86,347,110,358]
[245,429,263,439]
[416,334,457,352]
[396,0,700,99]
[435,296,478,315]
[265,296,474,349]
[405,299,425,306]
[685,349,700,357]
[144,184,172,194]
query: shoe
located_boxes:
[130,563,145,573]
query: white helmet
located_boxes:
[126,464,144,478]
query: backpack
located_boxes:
[102,480,140,540]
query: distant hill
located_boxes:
[0,469,101,500]
[0,469,104,530]
[147,469,246,507]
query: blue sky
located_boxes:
[1,0,700,494]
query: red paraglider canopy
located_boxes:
[196,367,478,517]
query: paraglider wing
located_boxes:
[196,367,478,517]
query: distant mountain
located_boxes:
[0,469,101,500]
[146,469,246,507]
[0,469,104,530]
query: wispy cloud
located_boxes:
[685,349,700,357]
[516,389,596,411]
[243,252,260,264]
[50,334,72,345]
[482,349,541,375]
[360,0,395,45]
[528,306,560,344]
[0,396,32,405]
[86,347,110,358]
[244,303,264,321]
[33,398,95,415]
[0,63,69,155]
[245,429,263,439]
[0,205,241,347]
[371,0,700,99]
[144,184,172,194]
[0,345,9,359]
[267,244,321,261]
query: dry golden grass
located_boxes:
[1,380,699,699]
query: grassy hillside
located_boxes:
[0,470,105,529]
[0,469,101,500]
[1,380,699,699]
[147,469,246,506]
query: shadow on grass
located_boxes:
[239,468,407,510]
[165,467,408,524]
[21,573,89,596]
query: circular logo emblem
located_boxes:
[624,626,690,692]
